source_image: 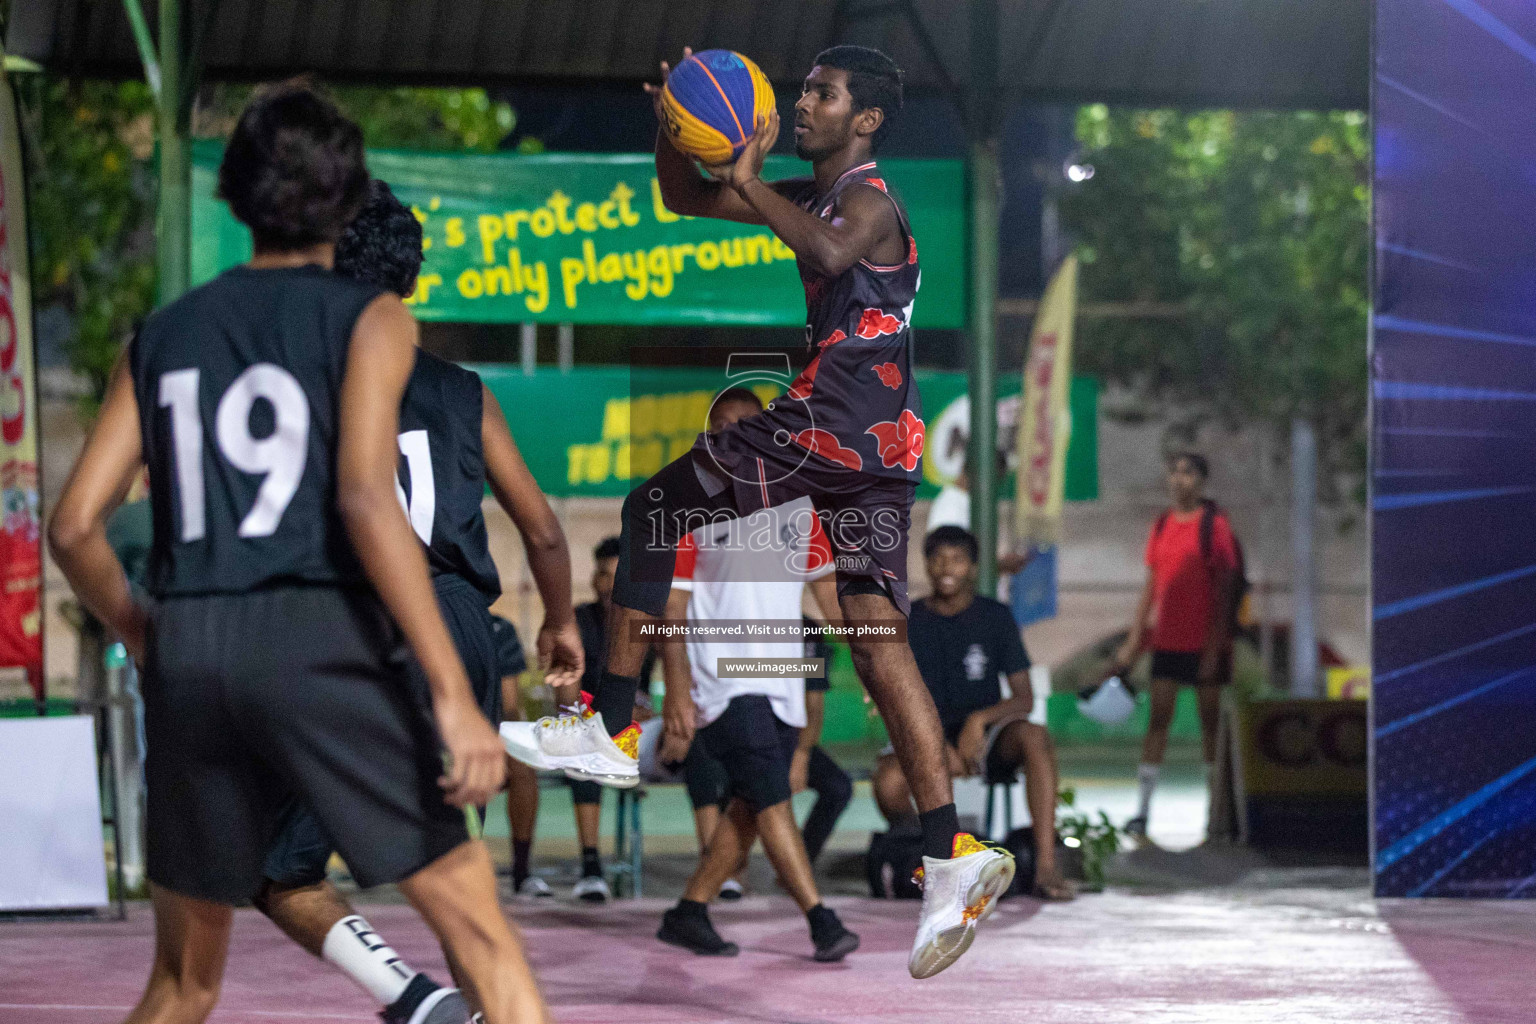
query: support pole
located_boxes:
[1290,416,1319,697]
[121,0,162,100]
[520,322,537,375]
[967,0,1000,595]
[557,322,574,373]
[156,0,191,305]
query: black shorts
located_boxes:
[262,575,500,890]
[611,427,914,619]
[942,720,1017,786]
[682,734,730,811]
[1150,648,1233,687]
[695,695,801,813]
[143,584,469,904]
[698,425,915,616]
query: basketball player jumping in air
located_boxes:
[250,179,584,1024]
[49,85,548,1024]
[502,45,1014,979]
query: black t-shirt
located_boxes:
[575,601,656,694]
[131,265,383,596]
[907,596,1030,735]
[489,614,527,678]
[398,352,500,603]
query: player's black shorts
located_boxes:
[143,584,469,904]
[1150,648,1233,687]
[695,695,801,813]
[262,574,500,890]
[683,734,731,811]
[612,423,915,619]
[941,719,1018,785]
[700,425,915,615]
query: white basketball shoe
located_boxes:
[500,705,640,789]
[908,833,1016,979]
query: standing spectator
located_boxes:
[676,616,853,898]
[655,388,857,961]
[1116,452,1239,842]
[874,526,1075,900]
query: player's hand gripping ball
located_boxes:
[660,49,776,165]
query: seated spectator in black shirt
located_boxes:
[873,526,1075,901]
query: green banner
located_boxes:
[475,364,1097,501]
[191,141,966,329]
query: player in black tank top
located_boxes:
[332,180,583,686]
[245,178,582,1022]
[397,351,501,601]
[516,46,1010,980]
[48,86,550,1024]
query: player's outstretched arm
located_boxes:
[709,115,902,278]
[480,384,583,690]
[48,353,147,659]
[338,294,503,808]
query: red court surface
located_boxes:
[4,884,1534,1023]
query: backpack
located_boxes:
[1153,499,1251,632]
[866,828,925,899]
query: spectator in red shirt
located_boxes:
[1115,452,1238,841]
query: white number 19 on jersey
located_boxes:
[159,364,310,542]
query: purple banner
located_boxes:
[1374,0,1536,897]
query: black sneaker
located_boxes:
[807,905,860,963]
[380,973,472,1024]
[657,903,740,956]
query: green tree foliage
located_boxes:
[1061,106,1370,487]
[19,78,158,404]
[20,78,515,406]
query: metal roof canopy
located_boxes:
[7,0,1371,594]
[12,1,1368,112]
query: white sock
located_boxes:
[1136,762,1160,822]
[321,915,417,1007]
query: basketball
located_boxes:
[660,49,776,165]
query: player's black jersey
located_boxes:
[397,352,501,603]
[732,162,923,481]
[131,265,383,597]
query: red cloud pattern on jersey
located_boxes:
[793,428,863,471]
[865,409,925,471]
[786,359,819,401]
[866,177,888,193]
[786,330,848,400]
[873,362,902,389]
[855,308,903,339]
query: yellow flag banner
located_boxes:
[1014,256,1078,547]
[0,63,41,691]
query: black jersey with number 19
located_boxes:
[397,351,501,603]
[130,265,383,597]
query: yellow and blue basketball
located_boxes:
[660,50,776,165]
